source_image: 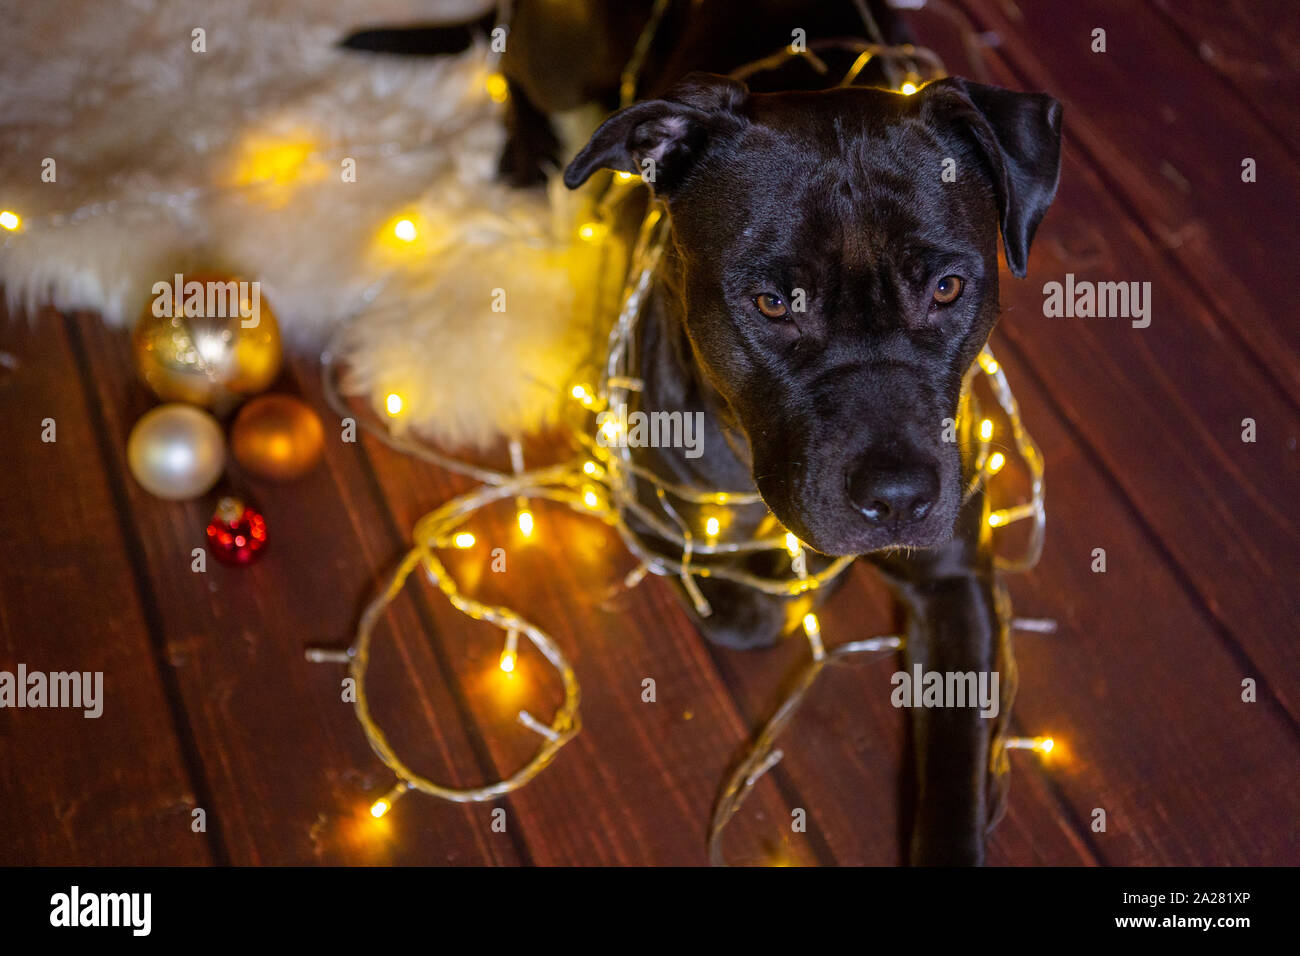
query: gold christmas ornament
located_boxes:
[133,272,282,414]
[230,394,325,481]
[127,403,226,500]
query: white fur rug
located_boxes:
[0,0,606,447]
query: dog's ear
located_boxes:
[563,73,748,195]
[924,78,1063,277]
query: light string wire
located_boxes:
[293,18,1054,856]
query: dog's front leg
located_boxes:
[873,490,1013,866]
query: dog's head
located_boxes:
[565,74,1062,556]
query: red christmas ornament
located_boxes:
[206,497,268,565]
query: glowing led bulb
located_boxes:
[385,393,404,416]
[394,219,417,242]
[1006,735,1055,756]
[453,532,475,548]
[571,384,596,408]
[582,460,598,476]
[979,418,994,442]
[785,532,802,556]
[486,72,509,103]
[578,222,608,242]
[979,354,999,374]
[583,489,600,510]
[900,82,918,95]
[370,782,408,818]
[614,170,638,183]
[705,516,720,537]
[988,504,1032,529]
[987,451,1006,473]
[500,629,519,673]
[802,612,825,659]
[517,510,534,537]
[0,211,20,231]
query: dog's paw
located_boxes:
[673,575,808,651]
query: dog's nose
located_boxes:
[847,460,940,527]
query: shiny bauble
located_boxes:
[206,497,268,565]
[229,394,325,481]
[127,404,226,500]
[133,272,282,414]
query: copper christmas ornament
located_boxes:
[229,394,325,481]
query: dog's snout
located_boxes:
[847,458,940,528]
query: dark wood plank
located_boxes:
[992,330,1300,864]
[0,307,213,865]
[71,315,519,865]
[288,356,533,865]
[935,1,1300,722]
[952,0,1300,404]
[1150,0,1300,156]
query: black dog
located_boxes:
[345,1,1062,865]
[564,73,1060,864]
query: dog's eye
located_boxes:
[754,292,789,319]
[932,275,964,306]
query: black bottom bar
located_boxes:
[0,865,1285,942]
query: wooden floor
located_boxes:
[2,1,1297,865]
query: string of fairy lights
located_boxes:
[310,35,1059,865]
[317,188,1056,855]
[0,0,1062,863]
